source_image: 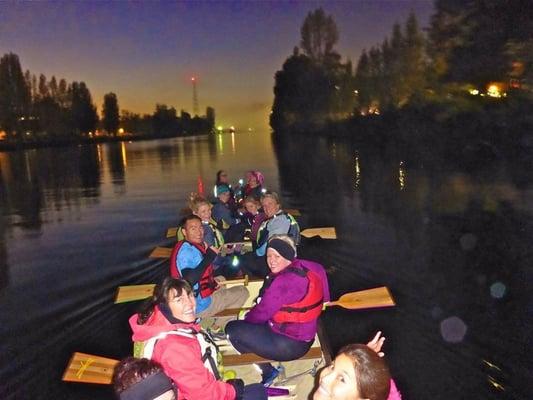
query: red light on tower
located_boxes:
[191,76,199,115]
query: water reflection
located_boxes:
[0,131,530,399]
[272,133,531,399]
[106,142,126,187]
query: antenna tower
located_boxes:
[191,77,199,116]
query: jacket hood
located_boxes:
[129,305,200,342]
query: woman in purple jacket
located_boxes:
[225,235,330,385]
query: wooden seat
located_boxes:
[222,346,322,367]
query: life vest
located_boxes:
[258,265,323,325]
[169,240,217,298]
[256,211,301,247]
[136,327,222,380]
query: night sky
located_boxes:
[0,1,434,129]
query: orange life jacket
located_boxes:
[169,240,216,298]
[260,265,324,324]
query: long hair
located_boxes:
[215,170,226,185]
[337,344,391,400]
[137,277,193,325]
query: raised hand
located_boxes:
[366,331,386,357]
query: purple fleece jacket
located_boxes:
[244,258,330,341]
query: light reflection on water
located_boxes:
[0,131,531,399]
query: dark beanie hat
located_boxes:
[267,238,296,261]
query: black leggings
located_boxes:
[225,320,312,361]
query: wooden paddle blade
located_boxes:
[285,208,301,217]
[62,352,118,384]
[149,246,172,258]
[301,227,337,239]
[166,227,178,238]
[326,287,395,310]
[115,284,156,304]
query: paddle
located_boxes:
[62,352,119,384]
[217,286,395,316]
[115,276,251,304]
[324,286,395,310]
[63,351,290,396]
[159,226,336,256]
[300,227,336,239]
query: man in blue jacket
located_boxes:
[171,214,249,317]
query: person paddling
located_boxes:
[129,278,267,400]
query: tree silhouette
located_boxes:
[102,92,120,135]
[69,81,98,135]
[300,8,339,63]
[0,53,30,140]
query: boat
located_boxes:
[63,214,395,399]
[64,278,331,399]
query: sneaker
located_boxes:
[261,366,280,387]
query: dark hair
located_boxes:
[338,344,391,400]
[216,170,226,184]
[137,277,193,325]
[179,214,202,228]
[112,357,173,397]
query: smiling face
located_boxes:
[167,288,196,323]
[261,196,280,217]
[266,247,292,274]
[313,354,359,400]
[244,200,259,214]
[182,218,204,244]
[194,203,212,222]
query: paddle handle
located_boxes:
[218,275,249,286]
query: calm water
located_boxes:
[0,131,531,399]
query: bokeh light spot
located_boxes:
[490,282,506,299]
[440,316,467,343]
[459,233,477,250]
[431,306,443,319]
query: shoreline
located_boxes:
[0,131,214,152]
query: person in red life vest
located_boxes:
[312,332,402,400]
[129,278,267,400]
[170,215,248,318]
[225,235,330,385]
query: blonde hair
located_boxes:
[188,194,212,213]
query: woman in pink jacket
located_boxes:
[129,277,266,400]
